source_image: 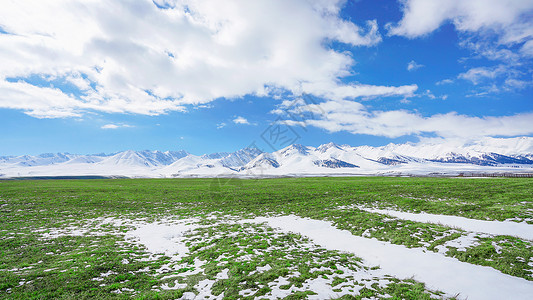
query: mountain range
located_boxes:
[1,137,533,178]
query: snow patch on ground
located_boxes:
[434,232,482,253]
[125,219,197,260]
[37,217,136,239]
[242,215,533,300]
[38,216,198,261]
[216,268,229,279]
[92,270,117,282]
[358,207,533,241]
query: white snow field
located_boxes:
[243,215,533,300]
[357,207,533,240]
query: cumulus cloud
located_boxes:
[0,80,84,118]
[233,116,250,125]
[278,99,533,140]
[216,122,227,129]
[0,0,416,118]
[407,60,424,71]
[388,0,533,42]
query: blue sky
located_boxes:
[0,0,532,156]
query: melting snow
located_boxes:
[359,207,533,240]
[243,215,533,300]
[125,219,197,260]
[434,232,482,253]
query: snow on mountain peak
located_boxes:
[219,147,263,168]
[1,138,532,178]
[316,142,343,153]
[278,144,311,156]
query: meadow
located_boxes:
[0,177,532,299]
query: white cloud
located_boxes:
[458,65,512,85]
[423,90,436,99]
[407,60,424,71]
[233,116,250,125]
[0,80,83,118]
[388,0,533,92]
[101,124,119,129]
[101,123,133,129]
[388,0,533,42]
[504,78,531,90]
[436,79,453,85]
[0,0,417,118]
[458,67,500,84]
[521,40,533,56]
[216,122,227,129]
[456,63,529,95]
[301,82,418,101]
[281,99,533,139]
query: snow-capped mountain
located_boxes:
[0,153,81,167]
[219,147,264,169]
[99,150,190,167]
[1,137,532,178]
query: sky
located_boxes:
[0,0,532,156]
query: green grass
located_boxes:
[0,177,531,299]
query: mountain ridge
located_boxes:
[1,137,533,178]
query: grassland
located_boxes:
[0,177,532,299]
